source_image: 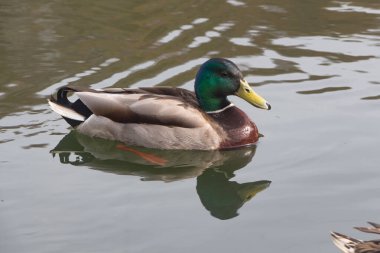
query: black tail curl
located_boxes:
[51,86,93,128]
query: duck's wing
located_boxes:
[355,222,380,235]
[355,240,380,253]
[331,223,380,253]
[49,86,209,128]
[331,232,360,253]
[368,222,380,229]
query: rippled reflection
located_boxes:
[361,95,380,100]
[297,86,351,95]
[51,131,271,219]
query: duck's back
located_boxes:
[49,86,226,150]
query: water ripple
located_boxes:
[37,58,120,95]
[327,2,380,15]
[155,18,209,45]
[297,86,351,95]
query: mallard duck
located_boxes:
[48,58,271,150]
[331,222,380,253]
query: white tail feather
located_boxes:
[48,99,85,121]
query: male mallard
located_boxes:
[331,222,380,253]
[48,58,271,150]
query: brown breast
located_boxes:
[208,106,259,149]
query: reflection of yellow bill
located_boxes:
[237,180,272,201]
[236,79,271,110]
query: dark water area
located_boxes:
[1,1,379,252]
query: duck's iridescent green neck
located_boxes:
[195,79,231,112]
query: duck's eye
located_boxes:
[221,72,229,77]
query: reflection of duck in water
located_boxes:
[331,222,380,253]
[52,131,271,219]
[197,169,270,220]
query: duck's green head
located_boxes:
[195,58,271,112]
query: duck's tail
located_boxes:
[331,231,361,253]
[48,86,92,127]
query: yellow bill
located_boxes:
[236,79,271,110]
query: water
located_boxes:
[1,1,379,252]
